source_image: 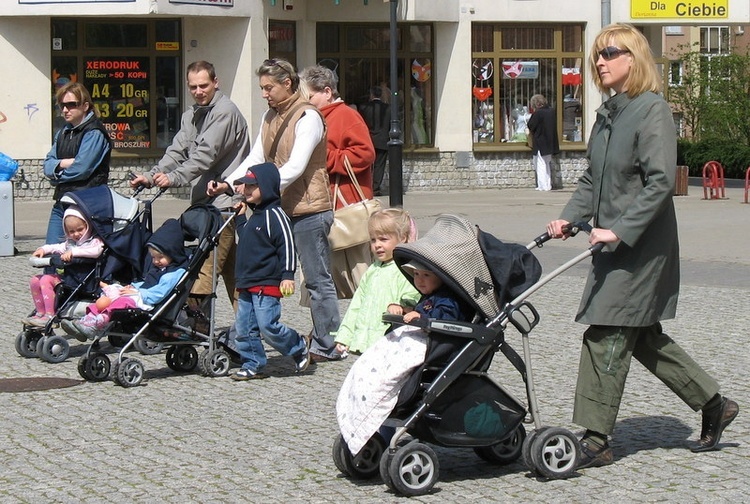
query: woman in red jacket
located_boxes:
[300,65,377,303]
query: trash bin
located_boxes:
[0,181,14,256]
[674,165,689,196]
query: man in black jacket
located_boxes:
[359,86,391,196]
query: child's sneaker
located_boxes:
[230,368,268,381]
[294,348,311,374]
[60,319,87,342]
[24,314,56,328]
[72,321,101,340]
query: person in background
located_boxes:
[211,58,344,362]
[299,64,376,303]
[130,61,250,313]
[43,82,111,244]
[527,94,559,191]
[545,23,738,470]
[359,86,391,196]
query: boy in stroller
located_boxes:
[337,259,471,457]
[27,205,104,327]
[62,218,188,340]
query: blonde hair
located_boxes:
[589,23,662,97]
[368,208,416,243]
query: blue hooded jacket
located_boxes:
[234,162,297,289]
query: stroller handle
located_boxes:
[529,220,593,250]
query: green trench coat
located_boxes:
[560,91,679,327]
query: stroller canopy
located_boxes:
[59,185,146,280]
[394,214,541,320]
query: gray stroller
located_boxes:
[332,214,602,496]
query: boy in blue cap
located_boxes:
[231,162,310,380]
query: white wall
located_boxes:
[0,18,52,159]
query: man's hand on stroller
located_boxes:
[129,173,152,189]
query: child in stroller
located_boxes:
[333,214,594,496]
[17,184,159,363]
[26,205,104,328]
[62,218,188,340]
[337,258,471,456]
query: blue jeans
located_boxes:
[291,211,341,358]
[234,290,305,373]
[46,201,66,244]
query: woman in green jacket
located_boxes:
[546,23,738,470]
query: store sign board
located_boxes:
[84,57,151,149]
[169,0,234,5]
[631,0,728,19]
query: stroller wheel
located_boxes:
[522,426,550,472]
[15,330,41,358]
[82,353,111,382]
[133,338,164,355]
[474,423,526,465]
[332,433,385,480]
[166,346,199,372]
[198,349,231,377]
[528,427,580,480]
[387,441,440,496]
[114,357,144,387]
[379,449,395,490]
[332,435,350,476]
[38,335,70,364]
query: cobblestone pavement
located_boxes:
[1,187,748,502]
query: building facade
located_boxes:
[1,0,748,200]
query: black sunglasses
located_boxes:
[598,46,630,61]
[59,101,80,110]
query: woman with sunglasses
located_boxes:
[43,82,111,243]
[546,23,738,470]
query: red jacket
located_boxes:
[320,100,376,209]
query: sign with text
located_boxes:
[84,57,151,149]
[632,0,728,18]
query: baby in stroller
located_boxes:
[337,259,471,457]
[62,218,188,340]
[27,205,104,327]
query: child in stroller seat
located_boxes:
[337,259,471,456]
[27,205,104,327]
[61,218,187,340]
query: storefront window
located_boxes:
[50,18,181,153]
[471,24,585,148]
[269,20,297,68]
[317,23,434,147]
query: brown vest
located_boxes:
[261,93,331,217]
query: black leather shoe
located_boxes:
[577,440,614,469]
[691,397,739,453]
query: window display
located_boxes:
[471,24,585,147]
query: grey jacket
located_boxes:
[149,90,251,208]
[560,91,679,327]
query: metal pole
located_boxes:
[388,0,404,207]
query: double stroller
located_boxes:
[77,203,234,387]
[16,184,160,363]
[332,214,602,496]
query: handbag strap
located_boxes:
[342,155,367,202]
[268,102,308,161]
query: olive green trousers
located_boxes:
[573,323,719,435]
